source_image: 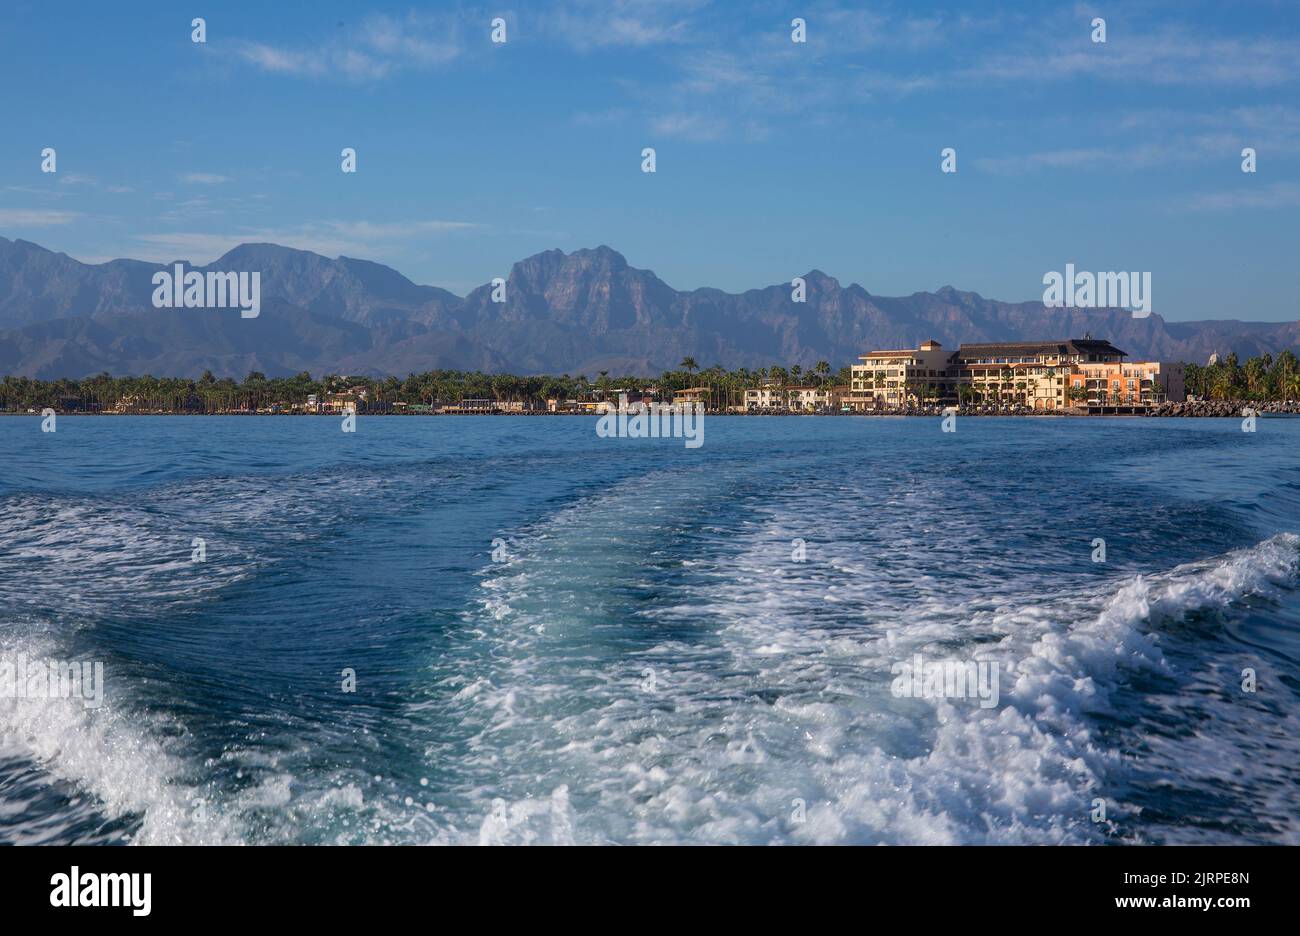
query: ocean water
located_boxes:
[1,414,1297,845]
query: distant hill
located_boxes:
[1,236,1295,379]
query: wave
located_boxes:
[418,466,1300,844]
[0,629,239,845]
[0,469,405,845]
[3,450,1296,844]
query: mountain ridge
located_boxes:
[1,236,1295,379]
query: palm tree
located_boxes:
[1286,371,1300,403]
[1245,357,1267,400]
[1270,350,1298,400]
[680,357,698,378]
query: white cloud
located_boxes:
[239,43,326,77]
[8,176,132,197]
[964,23,1300,88]
[5,185,71,199]
[547,0,701,50]
[126,219,483,264]
[327,220,481,238]
[1181,182,1300,212]
[650,112,727,142]
[603,5,975,143]
[180,173,230,185]
[571,107,630,126]
[975,145,1180,174]
[976,105,1300,175]
[807,5,959,52]
[0,209,80,226]
[237,12,462,82]
[361,14,461,65]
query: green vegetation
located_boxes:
[0,363,856,413]
[4,351,1295,413]
[1184,350,1300,401]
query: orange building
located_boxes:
[1069,361,1185,407]
[846,338,1186,411]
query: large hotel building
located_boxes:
[844,338,1184,412]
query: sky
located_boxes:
[0,0,1297,321]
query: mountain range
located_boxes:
[1,236,1295,379]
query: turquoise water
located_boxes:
[1,414,1297,844]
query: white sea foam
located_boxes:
[416,469,1300,844]
[4,452,1296,845]
[0,630,237,845]
[0,472,395,845]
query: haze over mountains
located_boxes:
[1,236,1295,380]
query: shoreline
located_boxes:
[5,404,1298,419]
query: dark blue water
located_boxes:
[1,415,1297,844]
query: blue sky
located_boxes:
[0,0,1297,321]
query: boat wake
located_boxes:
[2,458,1297,845]
[413,472,1300,844]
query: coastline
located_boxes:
[6,402,1298,418]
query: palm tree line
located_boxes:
[4,351,1295,413]
[1184,351,1300,401]
[0,359,849,413]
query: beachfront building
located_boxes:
[949,339,1126,411]
[319,392,363,414]
[846,339,954,411]
[787,384,847,411]
[847,337,1183,411]
[307,385,370,414]
[744,381,786,411]
[673,387,712,408]
[742,382,847,411]
[1068,360,1185,406]
[442,398,498,414]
